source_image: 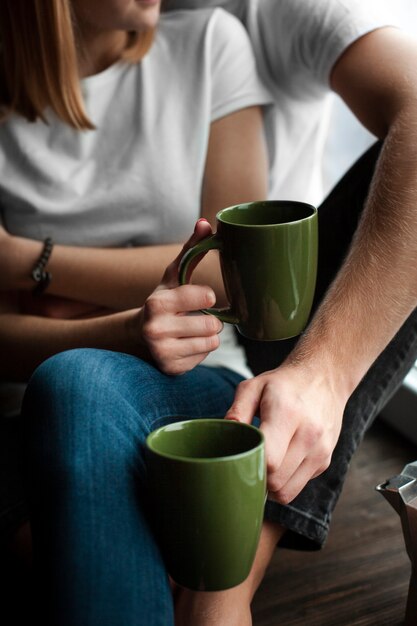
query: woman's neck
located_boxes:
[76,28,128,78]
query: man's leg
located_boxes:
[241,140,417,550]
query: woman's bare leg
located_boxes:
[174,520,284,626]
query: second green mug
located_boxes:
[146,419,266,591]
[179,200,318,341]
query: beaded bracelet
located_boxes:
[31,237,53,296]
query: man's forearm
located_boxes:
[291,111,417,399]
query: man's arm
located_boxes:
[309,25,417,394]
[226,27,417,503]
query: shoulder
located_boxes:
[255,0,395,89]
[155,8,256,81]
[159,7,250,50]
[257,0,390,27]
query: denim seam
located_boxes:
[264,500,329,549]
[267,501,329,529]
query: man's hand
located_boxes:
[225,361,347,503]
[139,219,223,375]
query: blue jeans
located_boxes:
[22,352,244,626]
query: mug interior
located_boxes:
[218,200,316,226]
[146,419,263,461]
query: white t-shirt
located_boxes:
[170,0,395,204]
[0,9,271,247]
[0,8,272,382]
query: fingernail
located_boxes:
[194,218,206,233]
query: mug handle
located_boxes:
[178,234,240,324]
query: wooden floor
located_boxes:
[252,419,417,626]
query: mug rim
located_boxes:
[217,199,317,228]
[146,418,264,464]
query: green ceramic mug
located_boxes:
[145,419,266,591]
[179,200,318,341]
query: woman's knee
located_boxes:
[24,348,155,419]
[22,349,154,472]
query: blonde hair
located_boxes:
[0,0,155,130]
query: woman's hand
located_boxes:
[139,219,223,375]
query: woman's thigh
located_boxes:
[22,348,244,530]
[22,349,244,626]
[23,347,243,445]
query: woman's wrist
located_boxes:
[2,234,45,291]
[124,307,151,361]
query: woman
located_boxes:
[0,0,279,624]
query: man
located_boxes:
[170,1,417,623]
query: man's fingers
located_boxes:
[225,377,265,424]
[268,458,310,505]
[266,431,333,504]
[263,433,300,491]
[224,365,343,506]
[258,405,294,489]
[268,456,329,504]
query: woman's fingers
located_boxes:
[141,222,222,375]
[162,219,213,288]
[141,282,222,375]
[145,334,220,376]
[143,309,223,341]
[145,283,217,317]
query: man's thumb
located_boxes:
[225,380,260,425]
